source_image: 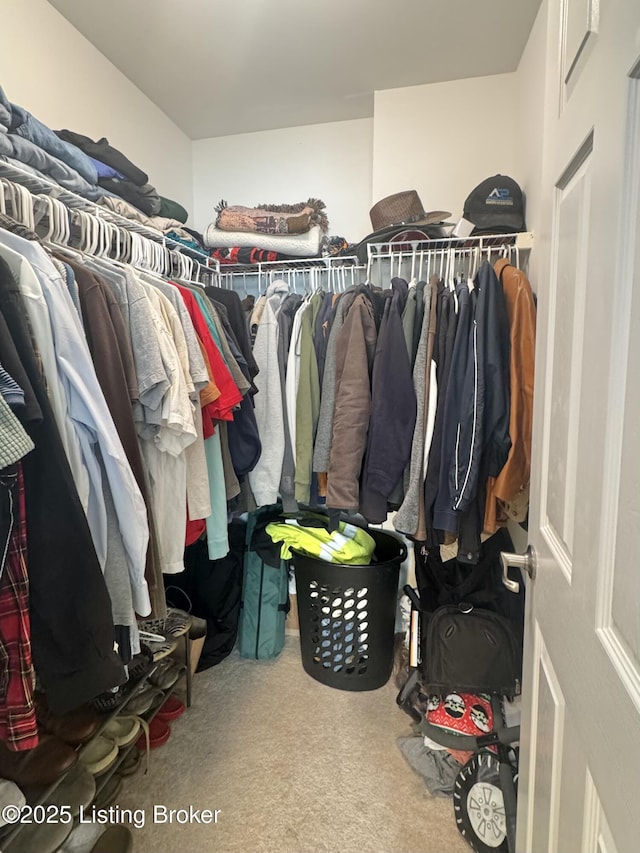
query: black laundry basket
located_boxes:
[292,529,406,691]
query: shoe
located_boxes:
[0,779,25,827]
[125,685,164,716]
[139,609,191,639]
[22,762,95,819]
[102,716,140,748]
[149,660,185,691]
[180,610,207,640]
[138,635,178,662]
[78,736,119,776]
[3,815,72,853]
[126,643,155,680]
[0,734,77,787]
[35,696,102,747]
[89,825,133,853]
[91,645,155,713]
[93,773,123,811]
[58,824,105,853]
[136,716,170,750]
[117,747,141,778]
[156,694,185,722]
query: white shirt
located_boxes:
[0,231,151,616]
[0,237,90,513]
[285,298,308,464]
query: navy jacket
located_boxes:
[433,262,511,541]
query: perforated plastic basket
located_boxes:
[292,530,405,691]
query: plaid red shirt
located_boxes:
[0,463,38,750]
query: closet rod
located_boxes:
[0,159,219,272]
[366,231,534,261]
[0,171,218,285]
[218,254,363,276]
[365,231,534,281]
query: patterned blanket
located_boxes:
[215,198,328,235]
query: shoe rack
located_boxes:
[0,643,190,852]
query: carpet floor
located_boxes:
[118,637,469,853]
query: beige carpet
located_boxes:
[119,637,469,853]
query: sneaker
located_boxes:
[149,660,185,691]
[137,635,178,662]
[138,610,191,639]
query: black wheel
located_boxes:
[453,752,515,852]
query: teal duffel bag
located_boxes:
[239,505,289,660]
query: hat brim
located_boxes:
[468,213,525,235]
[355,222,454,264]
[360,212,451,243]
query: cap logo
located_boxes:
[486,187,513,206]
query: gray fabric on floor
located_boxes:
[398,736,462,797]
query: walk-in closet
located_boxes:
[1,1,639,852]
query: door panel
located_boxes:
[603,72,640,685]
[543,147,591,563]
[529,631,565,853]
[561,0,599,89]
[582,775,618,853]
[517,0,640,850]
[557,719,587,853]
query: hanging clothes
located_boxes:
[249,285,286,506]
[484,259,536,533]
[0,254,125,713]
[360,277,417,524]
[326,290,378,511]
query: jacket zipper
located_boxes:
[454,319,479,510]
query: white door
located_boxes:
[515,0,640,850]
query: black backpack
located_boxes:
[414,528,525,699]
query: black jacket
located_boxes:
[360,278,417,523]
[55,129,149,186]
[433,262,511,554]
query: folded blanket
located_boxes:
[56,129,149,186]
[211,247,284,265]
[215,198,328,235]
[204,223,322,257]
[10,104,98,184]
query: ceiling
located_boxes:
[49,0,541,140]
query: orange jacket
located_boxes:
[484,258,536,533]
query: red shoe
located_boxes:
[135,716,170,750]
[156,695,185,722]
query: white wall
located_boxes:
[1,0,193,214]
[372,74,520,223]
[192,119,373,241]
[515,0,549,284]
